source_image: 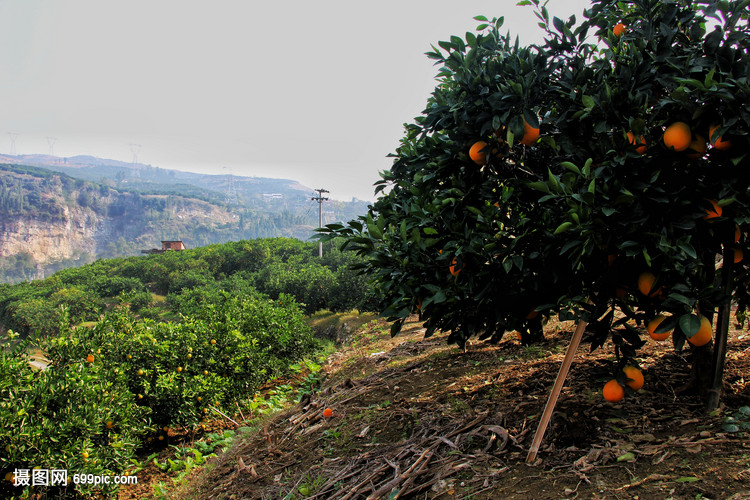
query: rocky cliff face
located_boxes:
[0,165,241,282]
[0,206,100,264]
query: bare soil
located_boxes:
[123,316,750,500]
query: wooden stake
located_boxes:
[526,317,588,463]
[707,244,734,412]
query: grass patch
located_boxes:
[305,309,378,332]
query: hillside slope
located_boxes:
[159,316,750,500]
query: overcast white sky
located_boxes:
[0,0,592,201]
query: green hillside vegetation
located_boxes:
[0,237,375,338]
[0,238,375,498]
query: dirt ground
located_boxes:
[123,315,750,500]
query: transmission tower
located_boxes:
[312,188,329,257]
[129,143,141,165]
[8,132,18,155]
[222,166,239,204]
[46,137,57,156]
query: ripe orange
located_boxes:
[323,408,333,418]
[603,379,625,402]
[176,366,183,373]
[733,247,743,264]
[687,316,713,347]
[647,315,672,341]
[82,451,89,459]
[709,124,732,150]
[210,339,216,345]
[735,224,742,243]
[623,366,644,391]
[137,394,143,399]
[520,118,540,146]
[637,271,656,296]
[137,369,144,376]
[106,421,114,429]
[703,199,722,220]
[450,257,465,277]
[86,354,94,363]
[663,122,692,151]
[613,23,626,37]
[469,141,488,165]
[686,135,707,159]
[627,132,647,154]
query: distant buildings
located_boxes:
[141,240,186,254]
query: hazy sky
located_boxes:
[1,0,593,201]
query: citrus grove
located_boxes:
[320,0,749,406]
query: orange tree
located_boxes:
[319,0,749,404]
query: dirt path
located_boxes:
[132,317,750,499]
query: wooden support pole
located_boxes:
[707,244,734,412]
[526,317,588,463]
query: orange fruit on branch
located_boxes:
[449,256,465,277]
[622,366,644,391]
[603,379,625,402]
[687,315,713,347]
[703,199,722,220]
[663,122,691,152]
[627,131,647,154]
[735,224,742,243]
[86,354,94,363]
[709,124,732,150]
[469,141,488,165]
[733,247,743,264]
[613,22,626,37]
[520,117,540,146]
[686,135,707,159]
[647,315,672,341]
[637,271,656,296]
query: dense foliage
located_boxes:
[0,236,371,497]
[1,291,317,498]
[320,0,749,371]
[0,237,375,338]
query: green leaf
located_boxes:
[560,161,581,175]
[675,477,700,483]
[581,95,596,109]
[616,452,635,462]
[554,222,574,235]
[679,314,702,337]
[677,242,697,259]
[366,213,383,240]
[528,181,551,194]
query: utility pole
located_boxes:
[312,188,329,257]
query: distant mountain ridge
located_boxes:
[0,159,370,283]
